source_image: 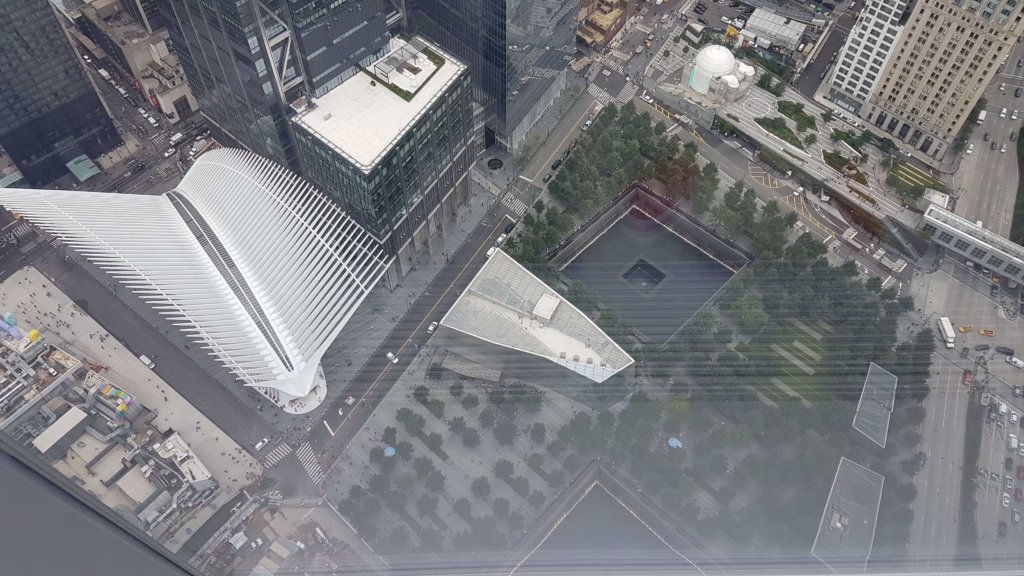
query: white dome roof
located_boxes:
[694,45,736,78]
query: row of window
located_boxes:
[933,228,1024,278]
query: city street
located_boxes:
[796,10,859,98]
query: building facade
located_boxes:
[920,204,1024,286]
[159,0,390,170]
[861,0,1024,162]
[410,0,577,151]
[827,0,907,115]
[292,36,474,285]
[0,0,121,186]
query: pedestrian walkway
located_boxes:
[471,168,505,197]
[587,83,614,105]
[295,442,326,486]
[262,443,294,468]
[502,191,530,216]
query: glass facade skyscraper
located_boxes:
[159,0,390,171]
[410,0,577,151]
[0,0,122,187]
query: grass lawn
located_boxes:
[734,324,829,402]
[755,117,804,149]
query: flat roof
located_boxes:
[852,362,897,448]
[811,457,884,573]
[292,35,465,172]
[116,465,158,504]
[440,250,633,383]
[32,406,87,453]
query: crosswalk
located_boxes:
[587,83,614,106]
[502,192,529,216]
[262,443,293,468]
[295,442,326,486]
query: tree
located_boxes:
[693,161,720,215]
[425,432,444,451]
[472,476,491,500]
[479,407,497,429]
[462,394,480,410]
[395,440,414,461]
[349,484,365,501]
[528,489,546,508]
[402,411,426,436]
[450,381,464,397]
[492,497,511,519]
[804,133,817,146]
[382,426,398,446]
[547,439,566,456]
[509,475,530,496]
[527,452,545,471]
[495,420,518,445]
[413,456,435,479]
[426,469,446,492]
[450,416,467,435]
[730,292,769,331]
[494,458,514,480]
[413,385,430,403]
[821,110,833,122]
[530,422,546,443]
[453,497,472,519]
[369,472,389,496]
[463,427,481,448]
[369,446,385,463]
[416,493,438,517]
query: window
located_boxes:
[954,239,970,250]
[987,256,1005,267]
[938,231,955,243]
[971,247,987,258]
[1006,263,1022,276]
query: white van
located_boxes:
[1012,434,1020,451]
[486,246,497,258]
[1001,401,1009,415]
[139,354,155,369]
[1008,356,1024,369]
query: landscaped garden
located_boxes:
[777,101,817,133]
[755,116,804,149]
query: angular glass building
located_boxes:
[410,0,577,151]
[159,0,391,170]
[0,149,391,408]
[0,0,122,186]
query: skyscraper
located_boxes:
[859,0,1024,162]
[0,0,122,187]
[410,0,577,151]
[159,0,391,170]
[826,0,908,116]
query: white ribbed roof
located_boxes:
[694,45,736,77]
[0,149,391,398]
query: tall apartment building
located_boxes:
[860,0,1024,161]
[827,0,908,115]
[0,0,122,186]
[410,0,577,151]
[159,0,391,171]
[292,36,474,285]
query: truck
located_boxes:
[169,132,185,146]
[937,316,956,348]
[139,354,155,369]
[977,110,988,124]
[98,68,111,82]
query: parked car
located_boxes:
[386,352,399,364]
[542,173,553,183]
[505,221,516,234]
[550,159,562,171]
[163,147,176,158]
[495,233,507,246]
[976,344,991,351]
[1016,86,1022,97]
[1016,385,1023,397]
[984,132,991,141]
[1009,476,1016,489]
[427,321,438,334]
[997,346,1016,355]
[1007,457,1014,472]
[1012,131,1018,142]
[1014,413,1020,425]
[1004,493,1012,508]
[992,284,1001,297]
[966,143,975,154]
[1015,110,1020,120]
[345,396,356,405]
[697,16,708,24]
[992,141,999,150]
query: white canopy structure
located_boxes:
[0,148,391,400]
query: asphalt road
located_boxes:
[795,10,859,99]
[908,352,971,570]
[306,200,521,471]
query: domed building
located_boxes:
[686,45,754,103]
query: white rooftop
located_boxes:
[440,250,633,383]
[293,36,466,172]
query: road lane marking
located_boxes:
[323,420,335,437]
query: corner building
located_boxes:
[0,0,122,186]
[863,0,1024,162]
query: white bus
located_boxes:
[937,316,955,349]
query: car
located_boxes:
[504,222,516,234]
[1015,413,1021,425]
[582,119,592,131]
[254,438,269,451]
[1019,58,1023,67]
[495,233,507,246]
[338,407,344,415]
[982,392,991,405]
[976,344,991,351]
[1010,476,1016,489]
[1015,110,1020,120]
[999,520,1008,537]
[966,143,974,154]
[1019,443,1024,456]
[486,246,497,258]
[992,141,999,150]
[642,94,654,104]
[980,328,996,336]
[427,321,438,333]
[997,346,1016,355]
[1018,465,1024,480]
[344,396,356,405]
[1005,493,1012,508]
[697,17,708,24]
[721,15,732,23]
[542,173,553,183]
[961,346,970,359]
[1016,487,1023,501]
[962,370,974,386]
[1012,131,1018,142]
[1001,83,1008,93]
[635,44,644,55]
[647,33,655,41]
[819,71,827,80]
[1015,510,1022,524]
[984,132,991,141]
[163,147,176,158]
[1001,107,1009,117]
[1007,457,1014,472]
[1017,86,1022,97]
[386,352,398,364]
[992,284,1001,297]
